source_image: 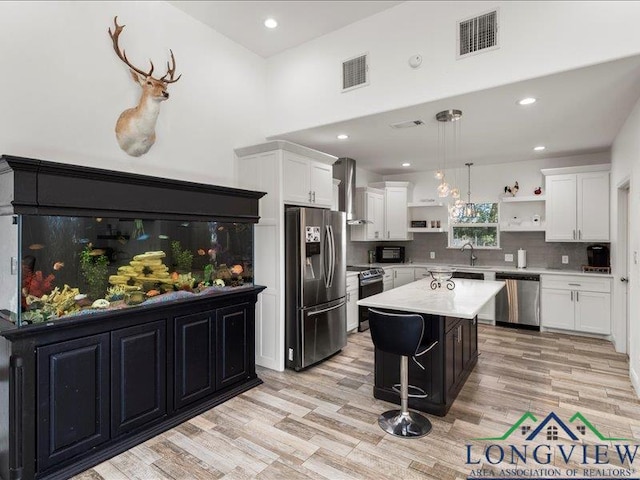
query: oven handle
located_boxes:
[360,277,383,287]
[308,301,346,317]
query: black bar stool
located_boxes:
[368,308,438,438]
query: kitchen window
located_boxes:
[449,202,500,249]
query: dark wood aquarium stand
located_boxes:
[374,312,478,417]
[0,156,267,480]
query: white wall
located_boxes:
[0,1,266,187]
[382,152,609,203]
[611,96,640,396]
[266,1,640,137]
[356,165,382,187]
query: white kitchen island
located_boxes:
[358,278,504,416]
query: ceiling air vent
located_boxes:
[390,120,424,129]
[342,53,369,92]
[457,9,499,58]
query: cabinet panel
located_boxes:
[575,291,611,334]
[393,268,414,288]
[385,187,409,240]
[310,161,333,207]
[111,320,166,437]
[369,191,385,240]
[577,171,609,241]
[37,334,110,471]
[346,289,359,332]
[541,288,575,330]
[545,174,577,241]
[217,303,251,389]
[444,327,456,400]
[282,152,311,205]
[175,312,216,409]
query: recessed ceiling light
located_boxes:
[518,97,537,106]
[402,163,411,167]
[337,134,349,140]
[533,145,546,151]
[264,18,278,29]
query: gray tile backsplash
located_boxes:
[346,232,607,270]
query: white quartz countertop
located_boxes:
[357,278,504,319]
[352,263,613,278]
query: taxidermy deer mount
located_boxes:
[108,16,181,157]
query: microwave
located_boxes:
[375,246,405,263]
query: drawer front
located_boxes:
[541,274,611,293]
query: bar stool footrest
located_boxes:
[392,383,428,399]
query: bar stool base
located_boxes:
[378,410,432,438]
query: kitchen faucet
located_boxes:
[460,242,477,266]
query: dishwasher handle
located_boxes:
[495,273,540,282]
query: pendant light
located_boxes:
[434,109,462,198]
[464,162,476,217]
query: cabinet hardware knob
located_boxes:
[312,191,316,203]
[576,291,579,302]
[621,277,629,283]
[570,291,573,301]
[573,230,576,240]
[578,229,582,239]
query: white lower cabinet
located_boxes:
[541,274,611,335]
[413,268,430,280]
[346,275,359,332]
[383,268,394,291]
[393,268,414,288]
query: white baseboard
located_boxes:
[631,367,640,398]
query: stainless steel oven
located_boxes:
[347,267,385,331]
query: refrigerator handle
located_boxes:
[329,224,336,287]
[308,301,346,316]
[324,225,331,289]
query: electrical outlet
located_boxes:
[430,251,436,259]
[562,255,569,264]
[504,254,514,262]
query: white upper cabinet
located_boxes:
[351,187,385,241]
[370,181,412,241]
[543,166,609,242]
[282,151,333,208]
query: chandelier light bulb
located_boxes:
[434,170,444,180]
[450,187,460,199]
[437,181,450,198]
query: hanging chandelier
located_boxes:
[434,109,462,198]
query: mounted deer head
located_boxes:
[108,16,181,157]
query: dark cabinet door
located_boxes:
[111,320,166,437]
[469,317,478,360]
[174,311,216,409]
[37,334,110,472]
[444,327,456,398]
[217,303,251,390]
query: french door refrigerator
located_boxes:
[285,207,347,371]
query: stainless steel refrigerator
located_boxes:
[285,207,347,371]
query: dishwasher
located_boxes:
[495,272,540,330]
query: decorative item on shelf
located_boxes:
[411,220,427,228]
[509,216,522,226]
[434,109,462,198]
[534,186,542,195]
[532,214,541,224]
[504,181,519,197]
[581,265,611,274]
[108,16,182,157]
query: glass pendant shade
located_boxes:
[434,170,444,180]
[464,202,476,217]
[437,181,450,197]
[450,187,460,199]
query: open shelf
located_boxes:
[408,201,445,207]
[500,222,545,232]
[407,227,445,233]
[500,195,546,203]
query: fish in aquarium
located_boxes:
[53,261,65,271]
[28,243,45,250]
[197,249,206,256]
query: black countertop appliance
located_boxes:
[587,244,610,267]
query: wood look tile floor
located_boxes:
[75,326,639,479]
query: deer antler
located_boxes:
[108,16,155,78]
[160,50,182,84]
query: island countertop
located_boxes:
[357,278,504,319]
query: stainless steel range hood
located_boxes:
[332,157,371,225]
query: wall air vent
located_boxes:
[342,53,369,92]
[390,120,424,129]
[457,9,499,58]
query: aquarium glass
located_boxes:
[0,215,20,323]
[13,215,254,326]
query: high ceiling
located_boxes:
[169,1,403,58]
[274,55,640,175]
[171,2,640,175]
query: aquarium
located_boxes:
[2,215,254,326]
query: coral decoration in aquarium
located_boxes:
[15,216,254,324]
